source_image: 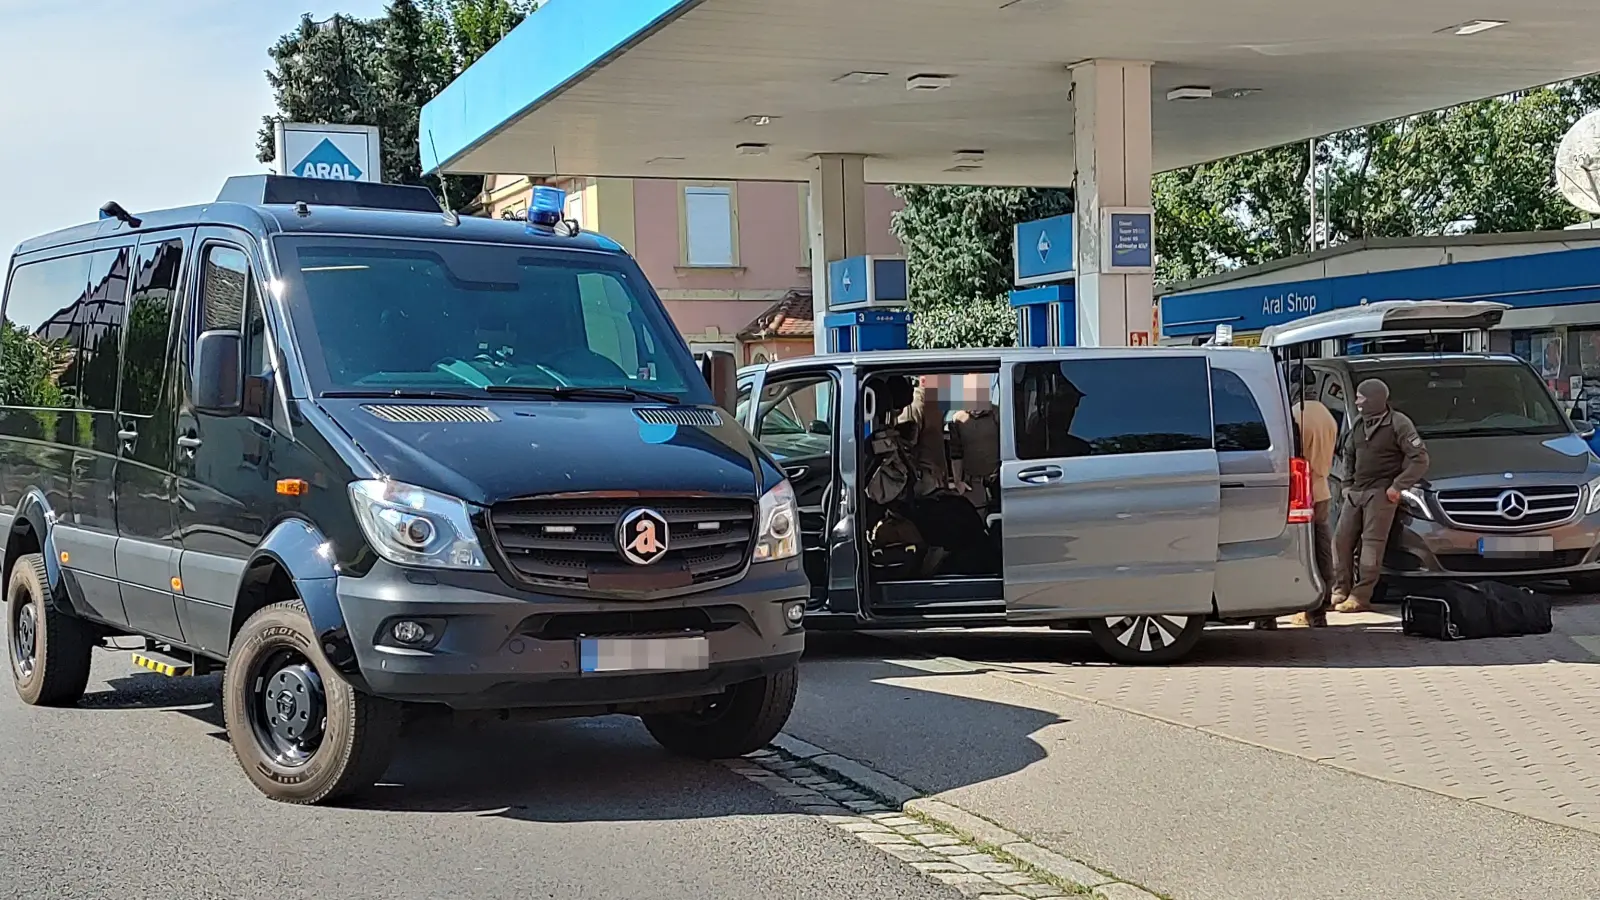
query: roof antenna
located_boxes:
[98,201,141,228]
[426,130,461,226]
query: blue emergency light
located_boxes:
[527,185,566,228]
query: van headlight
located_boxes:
[1399,487,1434,521]
[1587,477,1600,515]
[349,480,489,570]
[753,480,800,563]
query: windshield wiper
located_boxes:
[321,389,487,401]
[482,385,683,404]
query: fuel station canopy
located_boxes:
[421,0,1600,185]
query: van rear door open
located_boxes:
[997,352,1221,622]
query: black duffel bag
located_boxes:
[1402,581,1554,640]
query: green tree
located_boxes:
[890,185,1072,349]
[257,1,541,211]
[1155,75,1600,283]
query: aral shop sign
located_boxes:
[1262,291,1318,316]
[1159,243,1600,339]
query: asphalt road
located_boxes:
[0,651,956,900]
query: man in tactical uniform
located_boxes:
[1332,378,1430,614]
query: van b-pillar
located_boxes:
[808,154,869,354]
[1071,60,1157,348]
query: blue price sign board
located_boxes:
[1101,208,1154,274]
[1014,214,1075,286]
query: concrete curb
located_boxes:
[763,732,1164,900]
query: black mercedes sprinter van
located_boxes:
[1,176,806,804]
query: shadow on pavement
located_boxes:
[66,660,1056,822]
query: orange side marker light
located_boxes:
[277,478,310,497]
[170,577,183,593]
[59,551,69,564]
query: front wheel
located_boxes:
[1087,613,1206,665]
[8,552,94,707]
[222,600,400,805]
[643,666,798,759]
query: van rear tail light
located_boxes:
[1288,457,1315,524]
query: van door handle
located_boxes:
[117,429,138,444]
[1016,465,1063,485]
[177,435,203,452]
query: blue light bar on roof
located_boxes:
[528,185,565,228]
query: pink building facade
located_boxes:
[472,175,903,364]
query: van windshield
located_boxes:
[1356,362,1569,438]
[272,237,708,403]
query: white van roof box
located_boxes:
[1260,300,1511,348]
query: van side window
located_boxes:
[121,240,185,417]
[0,253,92,408]
[199,246,250,333]
[1012,358,1211,460]
[1211,368,1270,452]
[75,247,132,412]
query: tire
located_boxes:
[1087,613,1206,665]
[7,552,94,707]
[642,665,798,759]
[222,600,400,805]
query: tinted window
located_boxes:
[272,238,706,402]
[0,253,91,408]
[75,247,132,412]
[1356,363,1568,438]
[1211,369,1270,452]
[1012,357,1211,460]
[121,240,184,417]
[199,246,249,333]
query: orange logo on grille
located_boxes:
[617,508,670,565]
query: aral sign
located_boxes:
[273,122,382,183]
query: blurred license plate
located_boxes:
[579,636,709,673]
[1478,536,1554,556]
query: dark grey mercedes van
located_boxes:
[2,176,806,804]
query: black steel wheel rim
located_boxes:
[11,602,36,679]
[247,646,328,768]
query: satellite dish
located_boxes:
[1556,110,1600,215]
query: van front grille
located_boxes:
[487,496,755,594]
[1435,485,1581,531]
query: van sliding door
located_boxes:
[998,353,1220,622]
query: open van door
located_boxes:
[998,352,1220,636]
[1260,300,1511,353]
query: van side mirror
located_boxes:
[699,350,738,415]
[193,330,243,415]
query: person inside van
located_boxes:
[1332,378,1430,614]
[897,377,950,497]
[949,375,1001,517]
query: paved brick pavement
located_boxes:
[914,597,1600,833]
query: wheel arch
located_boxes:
[5,492,68,613]
[229,518,362,681]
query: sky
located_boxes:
[0,0,391,258]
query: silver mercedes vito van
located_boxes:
[737,345,1323,664]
